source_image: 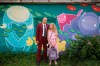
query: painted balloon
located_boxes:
[79,12,99,35]
[67,5,76,11]
[91,5,100,12]
[3,6,34,52]
[81,3,88,6]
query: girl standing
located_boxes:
[47,23,59,65]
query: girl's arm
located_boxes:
[47,30,51,48]
[55,30,58,39]
[47,30,50,42]
[53,31,58,47]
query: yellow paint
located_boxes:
[32,37,37,45]
[56,38,60,42]
[57,38,66,52]
[26,37,33,46]
[32,37,66,52]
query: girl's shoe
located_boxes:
[49,62,51,66]
[55,61,57,65]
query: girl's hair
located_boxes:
[49,23,58,34]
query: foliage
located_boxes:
[65,35,100,62]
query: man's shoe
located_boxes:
[36,61,40,66]
[44,58,49,63]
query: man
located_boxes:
[36,17,49,65]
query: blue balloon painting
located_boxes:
[3,6,34,52]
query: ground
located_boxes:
[0,52,100,66]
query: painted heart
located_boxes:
[12,24,27,39]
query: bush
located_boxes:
[65,35,100,62]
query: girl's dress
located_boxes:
[47,30,59,60]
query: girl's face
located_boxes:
[49,24,53,29]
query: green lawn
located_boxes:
[0,52,100,66]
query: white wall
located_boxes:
[0,0,20,2]
[21,0,33,2]
[34,0,48,2]
[0,0,99,2]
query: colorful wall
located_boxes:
[0,4,100,53]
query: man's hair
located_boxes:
[43,17,47,20]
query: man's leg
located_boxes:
[43,38,47,59]
[36,39,43,62]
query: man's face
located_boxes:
[42,17,47,24]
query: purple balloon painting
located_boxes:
[57,11,100,48]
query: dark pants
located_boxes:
[36,36,48,62]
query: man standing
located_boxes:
[36,17,49,65]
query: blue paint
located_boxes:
[3,10,34,52]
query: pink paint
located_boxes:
[57,13,67,23]
[77,9,83,16]
[57,9,83,31]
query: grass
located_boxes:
[0,52,100,66]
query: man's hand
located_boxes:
[36,41,39,44]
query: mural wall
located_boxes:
[0,4,100,53]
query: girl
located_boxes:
[47,23,59,65]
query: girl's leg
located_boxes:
[54,60,57,65]
[49,60,52,65]
[55,44,59,58]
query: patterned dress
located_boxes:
[47,30,59,59]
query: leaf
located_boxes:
[4,28,11,33]
[2,8,7,12]
[12,28,18,30]
[0,5,5,8]
[35,12,42,17]
[28,8,33,12]
[18,30,24,32]
[22,26,27,29]
[69,29,76,33]
[58,29,63,34]
[44,12,52,17]
[63,32,68,36]
[52,15,56,18]
[2,33,9,37]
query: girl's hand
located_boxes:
[50,44,53,48]
[51,44,55,47]
[48,38,50,42]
